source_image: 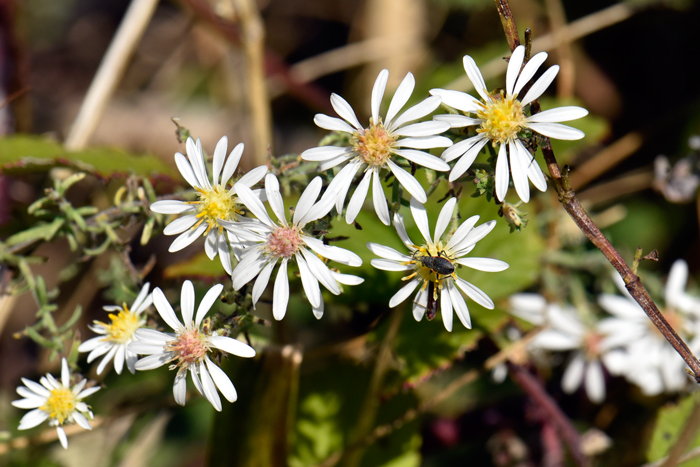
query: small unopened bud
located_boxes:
[499,201,528,233]
[472,169,495,200]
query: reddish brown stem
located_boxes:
[494,0,520,51]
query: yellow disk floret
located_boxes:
[476,92,527,146]
[41,387,76,424]
[98,306,143,344]
[352,121,397,167]
[192,185,242,231]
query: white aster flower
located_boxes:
[223,174,363,320]
[150,136,268,274]
[78,283,152,375]
[12,358,100,449]
[128,281,256,411]
[302,69,453,225]
[597,260,700,395]
[367,197,508,331]
[430,45,588,202]
[515,296,626,404]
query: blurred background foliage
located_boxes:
[2,0,700,465]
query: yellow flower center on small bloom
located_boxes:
[408,243,455,284]
[476,92,527,146]
[191,184,242,232]
[267,226,303,259]
[97,306,143,344]
[165,328,210,370]
[352,121,397,168]
[41,387,76,424]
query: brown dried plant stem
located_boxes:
[491,0,700,382]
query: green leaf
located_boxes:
[648,393,700,465]
[5,218,65,247]
[0,135,176,177]
[163,250,227,279]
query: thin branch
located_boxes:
[494,0,520,51]
[64,0,160,150]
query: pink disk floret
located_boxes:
[267,227,302,258]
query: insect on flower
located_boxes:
[412,249,456,320]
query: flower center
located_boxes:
[412,243,454,283]
[267,226,303,259]
[583,331,603,359]
[41,387,76,424]
[98,306,144,344]
[193,184,241,229]
[352,121,397,167]
[476,92,527,146]
[165,328,210,369]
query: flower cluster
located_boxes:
[508,260,700,402]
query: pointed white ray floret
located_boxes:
[128,281,256,411]
[302,69,453,226]
[78,283,152,375]
[224,174,363,320]
[150,136,268,274]
[12,358,100,449]
[430,45,588,202]
[367,197,507,331]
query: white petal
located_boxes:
[434,198,457,244]
[331,271,364,286]
[441,288,453,332]
[78,336,105,353]
[173,371,187,406]
[513,51,548,98]
[532,329,581,350]
[209,335,256,358]
[303,237,362,266]
[174,152,201,189]
[86,342,112,363]
[527,122,585,141]
[57,426,68,449]
[186,138,211,189]
[237,165,268,188]
[195,283,224,327]
[410,196,432,244]
[265,174,287,226]
[150,200,196,215]
[76,386,100,399]
[462,54,489,101]
[666,259,689,308]
[206,357,237,403]
[345,169,372,224]
[218,233,233,275]
[328,159,362,214]
[371,259,413,272]
[319,153,354,171]
[313,300,324,320]
[456,257,508,271]
[454,277,494,309]
[314,114,356,133]
[527,106,588,123]
[388,161,426,204]
[509,140,530,203]
[236,183,275,227]
[134,328,172,344]
[181,280,195,326]
[153,287,184,332]
[301,146,351,162]
[12,398,45,409]
[585,359,606,403]
[562,352,585,394]
[135,353,171,370]
[73,411,92,430]
[273,259,290,320]
[212,136,227,185]
[396,136,453,150]
[131,283,152,314]
[389,96,442,132]
[429,88,482,113]
[371,69,389,124]
[367,242,411,262]
[432,114,481,129]
[506,45,525,96]
[331,93,363,130]
[61,358,70,387]
[495,143,509,201]
[393,149,450,171]
[525,150,548,192]
[521,65,559,105]
[386,71,415,127]
[302,248,341,295]
[252,260,275,306]
[128,342,166,355]
[96,346,117,375]
[231,249,268,290]
[413,284,428,321]
[297,254,322,309]
[18,409,49,430]
[393,212,415,249]
[372,168,391,226]
[198,362,222,411]
[168,222,207,252]
[293,177,322,226]
[390,279,421,308]
[221,142,244,184]
[393,121,450,137]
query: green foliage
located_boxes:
[647,393,700,465]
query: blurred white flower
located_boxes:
[128,281,256,411]
[302,69,452,225]
[78,283,152,375]
[223,174,363,320]
[368,197,508,331]
[430,45,588,202]
[150,136,268,274]
[597,260,700,395]
[12,358,100,449]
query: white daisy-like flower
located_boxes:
[430,45,588,202]
[78,283,152,375]
[301,69,453,226]
[127,281,256,411]
[367,197,508,331]
[12,358,100,449]
[597,260,700,396]
[513,295,627,404]
[223,173,363,320]
[150,136,268,274]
